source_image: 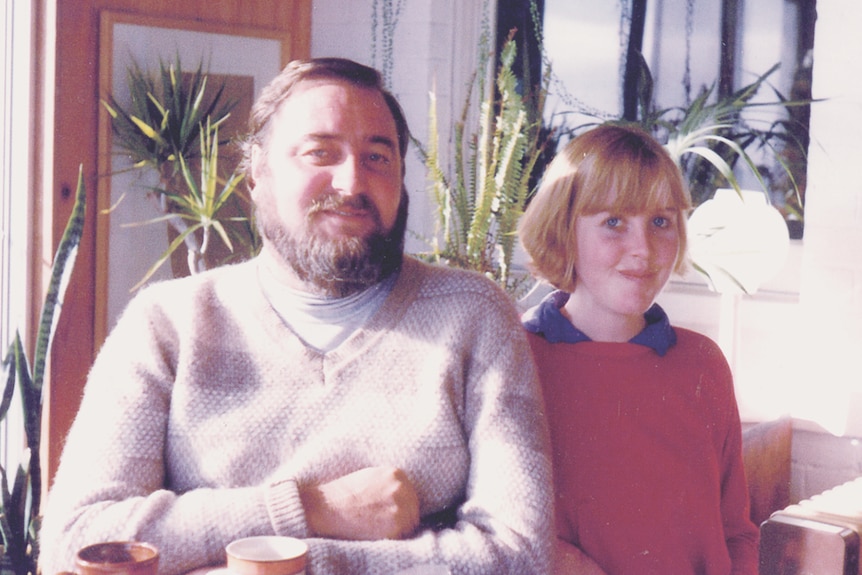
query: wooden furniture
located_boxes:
[760,477,862,575]
[742,417,794,526]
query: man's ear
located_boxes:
[249,145,265,198]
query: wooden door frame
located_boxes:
[43,0,310,491]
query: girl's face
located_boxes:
[570,203,681,334]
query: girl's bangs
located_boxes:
[578,156,689,215]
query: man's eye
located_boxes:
[367,152,392,165]
[302,147,337,163]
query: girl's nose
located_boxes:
[627,221,653,258]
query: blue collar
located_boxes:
[521,290,677,356]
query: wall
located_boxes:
[786,0,862,499]
[796,0,862,437]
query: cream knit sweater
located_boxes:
[40,256,553,575]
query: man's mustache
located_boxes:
[308,194,383,226]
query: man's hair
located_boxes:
[518,123,691,292]
[238,58,410,183]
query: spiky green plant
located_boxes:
[101,55,232,178]
[102,56,259,283]
[1,166,87,575]
[417,33,550,295]
[631,56,813,208]
[130,119,252,290]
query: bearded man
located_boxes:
[40,58,552,575]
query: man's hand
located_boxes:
[299,466,420,540]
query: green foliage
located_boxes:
[630,55,813,209]
[130,120,254,290]
[0,166,87,575]
[102,56,259,283]
[101,55,233,178]
[416,33,550,296]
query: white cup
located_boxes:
[225,536,308,575]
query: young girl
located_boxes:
[519,124,758,575]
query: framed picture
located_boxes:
[96,11,289,345]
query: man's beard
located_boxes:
[259,190,408,298]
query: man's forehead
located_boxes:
[269,80,398,141]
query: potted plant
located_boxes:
[102,56,258,284]
[1,167,87,575]
[416,31,551,297]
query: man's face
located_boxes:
[251,79,406,296]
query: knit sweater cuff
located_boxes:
[265,477,309,537]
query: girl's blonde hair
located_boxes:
[518,123,691,292]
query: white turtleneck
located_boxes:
[258,264,398,353]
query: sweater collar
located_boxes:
[521,290,677,356]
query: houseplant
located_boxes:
[416,31,551,296]
[630,57,809,211]
[129,118,251,290]
[1,166,87,575]
[102,56,258,283]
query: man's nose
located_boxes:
[331,154,365,195]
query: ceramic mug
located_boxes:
[225,536,308,575]
[68,541,159,575]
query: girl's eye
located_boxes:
[604,216,622,228]
[653,214,676,229]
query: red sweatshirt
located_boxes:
[527,321,758,575]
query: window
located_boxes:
[1,0,33,471]
[542,0,814,238]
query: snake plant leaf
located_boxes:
[0,460,16,548]
[7,449,30,534]
[0,166,86,575]
[0,335,20,421]
[31,166,86,396]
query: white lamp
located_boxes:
[687,188,790,295]
[687,188,791,363]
